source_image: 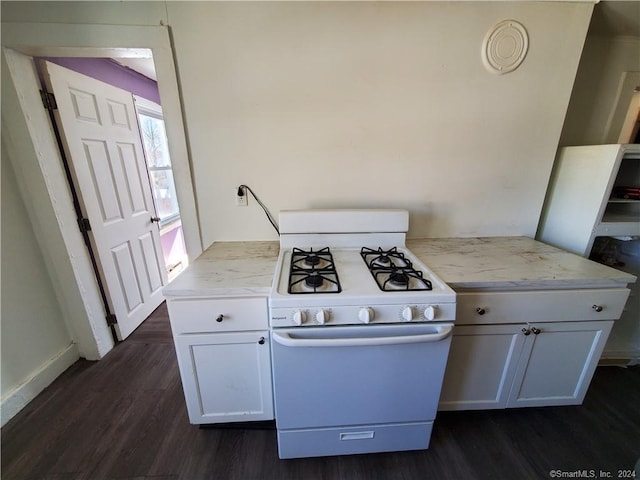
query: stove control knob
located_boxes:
[293,310,306,326]
[316,309,329,325]
[424,305,436,321]
[402,306,415,322]
[359,307,374,324]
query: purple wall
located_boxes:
[38,57,161,105]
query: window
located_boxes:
[135,97,180,225]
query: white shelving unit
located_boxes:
[538,144,640,256]
[538,144,640,360]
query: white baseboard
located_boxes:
[1,343,80,427]
[600,349,640,367]
[601,349,640,359]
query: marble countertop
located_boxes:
[163,241,279,297]
[407,237,636,290]
[163,237,636,297]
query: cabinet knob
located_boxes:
[531,327,541,335]
[216,314,224,323]
[476,307,486,316]
[592,305,603,313]
[258,337,265,345]
[522,327,531,336]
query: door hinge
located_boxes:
[77,217,92,235]
[106,313,118,326]
[40,90,58,111]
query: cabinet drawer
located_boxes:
[168,297,268,333]
[456,289,629,325]
[277,422,432,459]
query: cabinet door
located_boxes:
[507,320,613,408]
[439,324,527,410]
[174,331,274,424]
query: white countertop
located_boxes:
[407,237,636,290]
[163,241,279,297]
[163,237,636,298]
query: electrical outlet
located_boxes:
[236,186,248,207]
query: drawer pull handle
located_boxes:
[216,314,224,323]
[592,305,603,313]
[531,327,541,335]
[258,337,265,345]
[522,327,531,336]
[476,307,486,315]
[340,431,374,441]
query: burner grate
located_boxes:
[288,247,342,294]
[361,247,433,292]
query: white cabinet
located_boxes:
[508,320,612,407]
[167,296,274,424]
[439,324,526,410]
[538,144,640,359]
[440,321,613,410]
[440,291,622,410]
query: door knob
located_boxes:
[150,216,161,223]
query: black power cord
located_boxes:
[238,185,280,235]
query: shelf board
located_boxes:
[594,219,640,237]
[608,198,640,204]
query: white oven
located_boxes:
[269,209,456,459]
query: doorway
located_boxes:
[2,23,203,359]
[37,57,189,282]
[40,60,172,341]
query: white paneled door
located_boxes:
[42,61,167,340]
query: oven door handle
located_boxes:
[271,325,453,348]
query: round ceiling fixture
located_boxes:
[482,19,529,75]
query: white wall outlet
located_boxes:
[236,186,248,206]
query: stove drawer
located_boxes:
[277,421,433,459]
[456,289,629,325]
[168,297,268,333]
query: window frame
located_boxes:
[134,95,181,226]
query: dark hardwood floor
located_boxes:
[2,302,639,480]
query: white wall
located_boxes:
[560,35,640,146]
[167,2,592,243]
[1,1,593,243]
[1,145,79,426]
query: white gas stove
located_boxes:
[268,209,457,459]
[269,209,456,327]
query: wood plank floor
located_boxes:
[2,302,639,480]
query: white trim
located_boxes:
[2,48,112,359]
[134,94,162,116]
[1,23,203,359]
[1,343,80,427]
[601,349,640,361]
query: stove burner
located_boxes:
[375,255,391,266]
[288,247,341,294]
[304,254,321,267]
[305,274,324,289]
[361,247,411,269]
[361,246,433,292]
[389,271,409,287]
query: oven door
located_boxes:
[271,322,453,430]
